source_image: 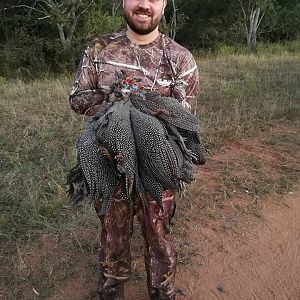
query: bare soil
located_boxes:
[174,191,300,300]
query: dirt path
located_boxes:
[178,191,300,300]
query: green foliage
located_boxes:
[0,28,48,78]
[194,40,300,58]
[261,0,300,41]
[0,77,7,85]
[162,0,188,39]
[175,0,234,48]
[83,10,125,38]
[256,40,300,54]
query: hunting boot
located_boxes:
[148,286,176,300]
[98,283,124,300]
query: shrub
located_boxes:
[0,28,48,78]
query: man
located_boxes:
[69,0,199,299]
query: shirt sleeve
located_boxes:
[171,50,199,113]
[69,42,108,116]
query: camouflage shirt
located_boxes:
[70,31,199,116]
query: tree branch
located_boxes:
[238,0,248,21]
[77,0,95,18]
[0,4,48,16]
[257,11,265,28]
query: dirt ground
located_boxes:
[124,125,300,300]
[175,190,300,300]
[126,191,300,300]
[3,125,299,300]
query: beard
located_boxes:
[124,8,162,35]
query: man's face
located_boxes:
[123,0,167,35]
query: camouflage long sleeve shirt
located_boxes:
[70,31,199,116]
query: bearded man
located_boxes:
[69,0,199,299]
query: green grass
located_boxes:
[197,52,300,148]
[0,78,89,297]
[196,41,300,57]
[0,79,77,235]
[0,50,299,298]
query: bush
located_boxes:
[0,28,48,78]
[83,11,125,39]
[256,40,300,55]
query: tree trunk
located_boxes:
[57,23,68,50]
[161,14,169,37]
[239,0,264,52]
[247,7,260,51]
[0,2,8,41]
[170,0,177,40]
[112,0,121,17]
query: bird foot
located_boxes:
[175,287,188,296]
[153,108,170,117]
[115,153,125,164]
[184,148,198,162]
[100,147,112,160]
[115,154,126,173]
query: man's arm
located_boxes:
[69,42,108,116]
[171,51,199,114]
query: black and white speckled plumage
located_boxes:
[168,137,194,184]
[142,92,205,165]
[139,169,164,209]
[76,128,121,214]
[68,89,205,213]
[94,100,138,203]
[144,93,200,134]
[130,107,180,191]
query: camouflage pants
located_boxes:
[94,189,178,300]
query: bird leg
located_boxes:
[115,153,126,173]
[165,123,197,161]
[100,147,112,160]
[152,108,170,117]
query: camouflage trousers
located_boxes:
[94,189,178,300]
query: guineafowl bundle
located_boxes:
[68,88,205,214]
